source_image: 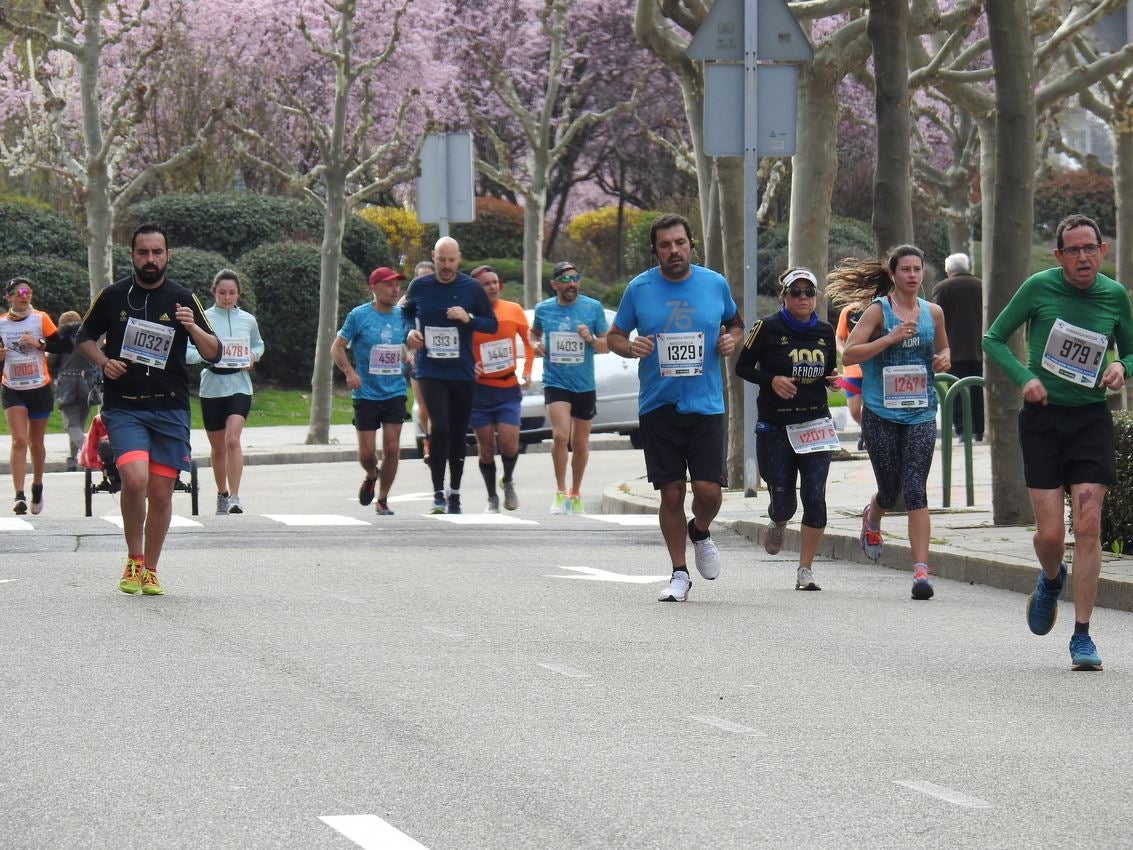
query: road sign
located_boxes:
[688,0,813,62]
[703,63,799,156]
[416,132,475,233]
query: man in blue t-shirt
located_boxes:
[530,261,608,515]
[608,214,743,603]
[332,266,409,516]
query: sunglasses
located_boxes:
[557,273,581,283]
[787,286,817,298]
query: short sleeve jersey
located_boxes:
[473,299,533,389]
[337,303,407,401]
[532,295,607,393]
[613,265,738,416]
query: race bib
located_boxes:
[657,332,704,377]
[368,344,402,375]
[882,364,928,409]
[120,317,174,369]
[424,325,460,359]
[480,338,515,374]
[5,353,43,389]
[217,336,252,369]
[785,417,840,454]
[1041,318,1107,387]
[548,331,585,364]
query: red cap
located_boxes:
[368,267,407,285]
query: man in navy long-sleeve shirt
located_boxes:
[403,236,497,513]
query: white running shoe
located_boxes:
[216,493,229,515]
[658,571,691,602]
[485,495,500,513]
[691,535,722,580]
[795,566,821,591]
[227,495,243,514]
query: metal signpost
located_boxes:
[416,132,476,238]
[689,0,812,494]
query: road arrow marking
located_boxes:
[0,579,18,584]
[263,514,370,526]
[586,514,659,526]
[102,514,201,528]
[433,514,538,525]
[895,779,991,808]
[0,518,35,531]
[546,566,669,584]
[319,814,429,849]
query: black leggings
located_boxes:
[861,406,936,511]
[756,428,831,528]
[417,378,475,493]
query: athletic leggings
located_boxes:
[756,427,831,528]
[417,378,475,493]
[860,406,936,511]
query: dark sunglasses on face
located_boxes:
[787,286,817,298]
[557,273,581,283]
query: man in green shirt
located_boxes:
[984,214,1133,671]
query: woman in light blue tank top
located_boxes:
[828,245,952,601]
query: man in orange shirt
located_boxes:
[470,265,533,512]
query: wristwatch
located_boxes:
[37,337,45,350]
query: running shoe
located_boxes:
[764,520,787,555]
[1026,561,1066,636]
[227,495,243,514]
[911,564,934,600]
[13,492,27,516]
[216,492,229,515]
[376,499,394,516]
[1070,634,1103,671]
[485,495,500,513]
[30,483,43,515]
[430,491,446,514]
[859,503,883,561]
[658,571,691,602]
[140,567,164,596]
[502,479,519,511]
[118,558,143,595]
[447,492,462,514]
[690,529,722,580]
[549,492,568,515]
[358,476,376,506]
[796,566,821,591]
[567,494,585,515]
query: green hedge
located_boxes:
[1101,412,1133,553]
[0,255,90,321]
[1034,170,1115,237]
[424,197,525,259]
[236,240,368,387]
[0,199,87,266]
[126,193,392,273]
[167,247,258,314]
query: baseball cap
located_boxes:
[551,261,578,279]
[368,267,407,285]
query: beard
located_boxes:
[134,263,164,285]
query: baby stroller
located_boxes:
[79,378,199,517]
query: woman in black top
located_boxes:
[735,268,839,590]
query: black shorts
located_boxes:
[639,404,726,489]
[200,394,252,432]
[1018,401,1116,489]
[353,396,407,431]
[544,386,597,421]
[2,383,53,418]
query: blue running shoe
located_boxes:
[430,491,446,514]
[1070,634,1103,671]
[1026,561,1066,636]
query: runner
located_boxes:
[829,244,950,600]
[0,277,68,514]
[735,268,839,591]
[469,265,533,512]
[983,214,1133,671]
[606,213,743,602]
[834,301,866,450]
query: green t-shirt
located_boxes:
[982,267,1133,407]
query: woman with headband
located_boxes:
[735,267,839,591]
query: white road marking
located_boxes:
[691,715,766,737]
[0,579,18,584]
[546,566,670,584]
[433,514,538,525]
[0,518,34,531]
[895,779,992,808]
[422,625,466,638]
[386,492,435,503]
[262,514,371,526]
[587,514,659,526]
[319,814,429,849]
[538,662,591,679]
[102,514,202,528]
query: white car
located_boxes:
[412,308,641,453]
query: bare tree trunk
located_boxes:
[306,178,347,444]
[1111,108,1133,411]
[787,62,841,276]
[716,157,745,487]
[867,0,913,252]
[985,0,1035,525]
[522,186,547,309]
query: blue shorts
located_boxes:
[2,384,54,419]
[469,383,522,429]
[101,407,192,473]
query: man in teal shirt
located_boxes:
[984,214,1133,671]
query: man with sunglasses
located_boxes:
[529,261,608,515]
[984,213,1133,671]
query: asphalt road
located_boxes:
[2,452,1132,849]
